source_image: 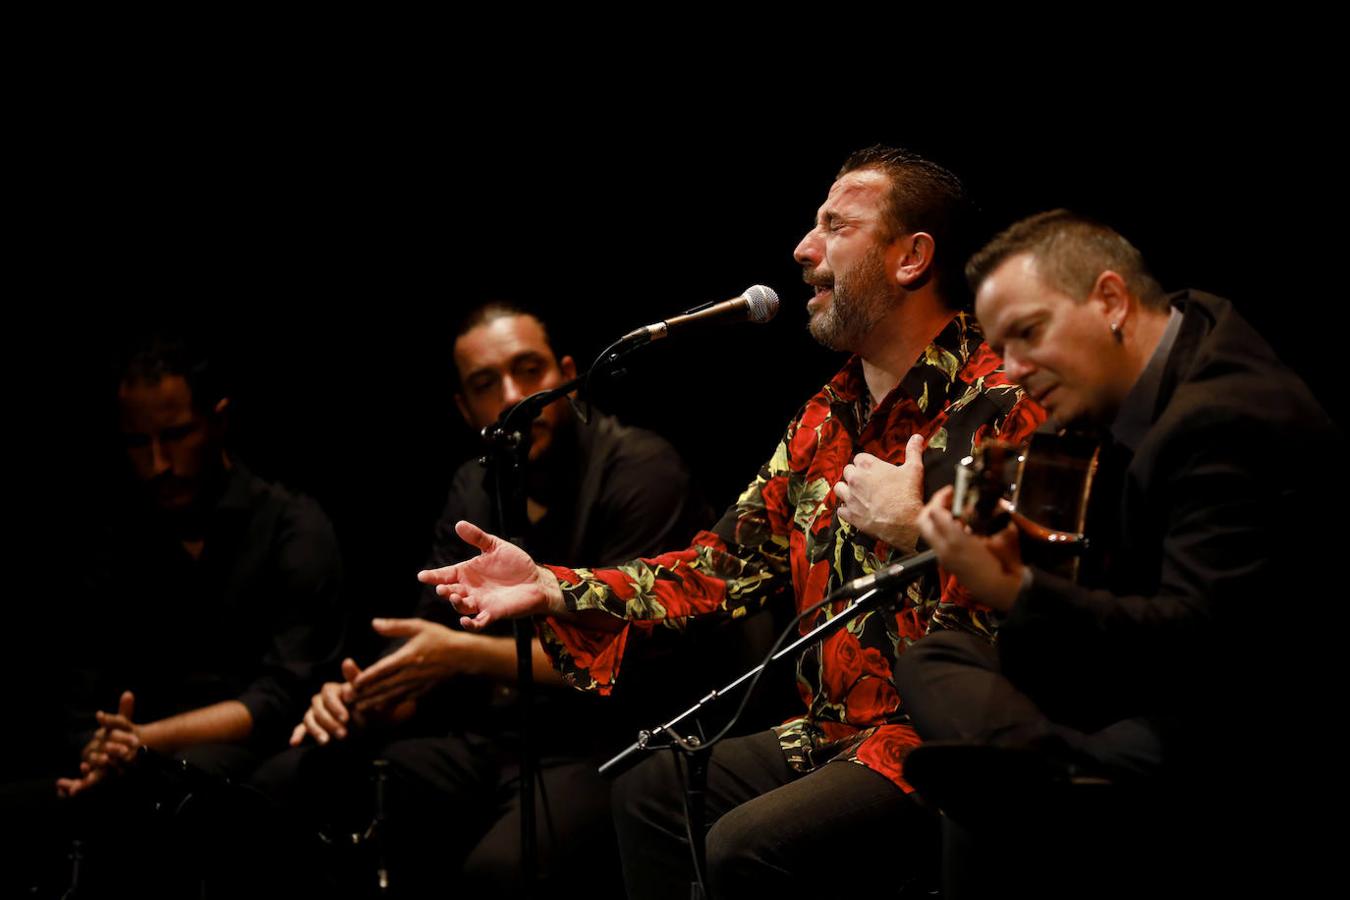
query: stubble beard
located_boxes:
[806,245,895,353]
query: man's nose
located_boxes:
[500,375,524,406]
[793,226,823,267]
[150,439,172,476]
[1002,349,1035,384]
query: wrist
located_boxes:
[452,632,494,677]
[537,566,565,615]
[892,531,919,554]
[882,520,919,554]
[138,721,168,754]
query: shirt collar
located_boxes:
[1111,306,1182,452]
[827,312,978,421]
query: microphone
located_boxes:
[827,549,938,601]
[622,285,779,343]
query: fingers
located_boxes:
[353,646,409,690]
[416,521,499,586]
[96,710,134,732]
[340,657,363,684]
[289,722,307,747]
[986,523,1023,572]
[81,729,107,763]
[417,523,504,586]
[101,731,139,765]
[927,504,967,549]
[352,672,422,712]
[301,708,325,744]
[56,771,103,799]
[437,584,481,617]
[319,683,350,734]
[418,564,458,585]
[918,487,958,549]
[370,617,424,638]
[453,519,497,553]
[900,435,926,485]
[300,682,350,744]
[460,610,493,632]
[302,707,335,744]
[94,689,137,733]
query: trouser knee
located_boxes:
[612,753,682,837]
[703,797,780,892]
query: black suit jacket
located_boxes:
[998,291,1341,749]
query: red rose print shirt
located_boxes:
[539,313,1045,791]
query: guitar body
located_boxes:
[957,431,1105,583]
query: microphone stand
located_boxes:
[477,335,646,896]
[598,550,937,899]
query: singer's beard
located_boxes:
[807,246,895,353]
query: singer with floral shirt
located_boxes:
[422,147,1045,898]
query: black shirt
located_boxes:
[67,463,346,751]
[408,411,711,751]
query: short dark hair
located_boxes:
[451,302,555,348]
[115,333,225,416]
[449,302,560,390]
[966,209,1169,310]
[837,145,974,308]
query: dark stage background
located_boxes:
[14,81,1345,775]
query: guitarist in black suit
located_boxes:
[900,210,1342,897]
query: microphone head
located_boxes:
[741,285,780,324]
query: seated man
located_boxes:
[269,303,710,899]
[53,335,346,894]
[420,147,1045,899]
[903,210,1341,896]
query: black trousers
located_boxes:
[252,732,624,899]
[894,631,1298,899]
[4,742,305,900]
[612,729,937,899]
[895,631,1164,777]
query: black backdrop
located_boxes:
[16,70,1345,772]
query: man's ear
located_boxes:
[894,232,936,287]
[1091,270,1131,327]
[208,396,231,439]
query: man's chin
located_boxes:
[808,314,849,352]
[1042,403,1097,434]
[153,486,196,512]
[526,429,553,462]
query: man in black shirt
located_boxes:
[62,337,345,792]
[274,304,709,898]
[38,336,347,897]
